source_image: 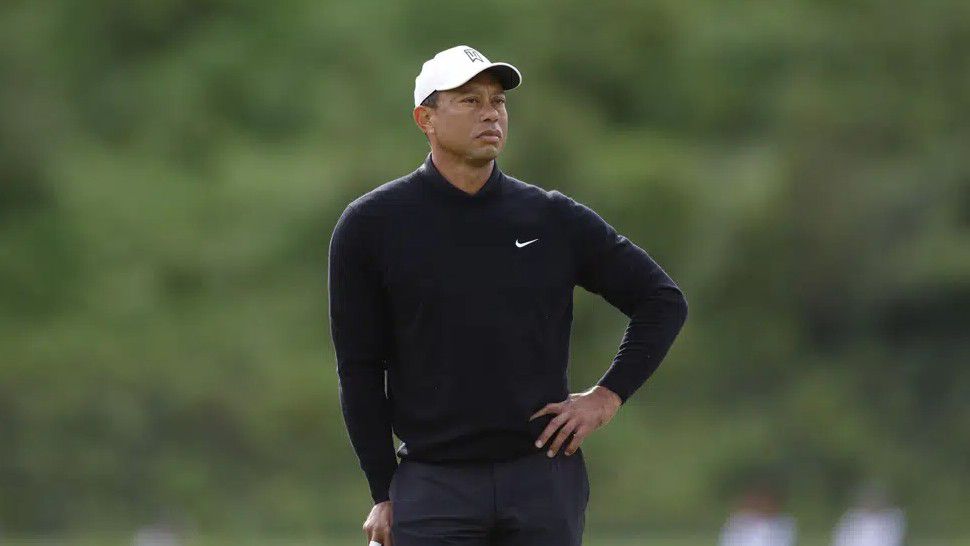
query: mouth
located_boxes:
[476,130,502,142]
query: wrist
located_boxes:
[591,385,622,409]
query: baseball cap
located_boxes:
[414,45,522,108]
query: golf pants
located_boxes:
[389,446,589,545]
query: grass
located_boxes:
[0,534,963,546]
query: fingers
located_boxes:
[374,524,392,546]
[366,528,392,546]
[563,425,588,455]
[534,411,569,448]
[529,401,564,421]
[363,508,393,546]
[546,421,579,457]
[530,398,595,456]
[386,513,393,546]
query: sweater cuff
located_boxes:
[366,461,398,504]
[595,374,633,405]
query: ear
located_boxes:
[413,106,435,136]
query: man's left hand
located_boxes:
[528,385,622,457]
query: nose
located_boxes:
[481,101,499,122]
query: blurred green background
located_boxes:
[1,0,968,544]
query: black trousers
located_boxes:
[389,446,589,546]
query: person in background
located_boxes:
[831,482,906,546]
[131,523,181,546]
[131,510,185,546]
[718,483,797,546]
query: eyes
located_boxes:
[461,96,506,105]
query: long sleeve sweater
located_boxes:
[328,152,688,504]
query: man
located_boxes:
[718,484,797,546]
[328,45,688,546]
[831,483,906,546]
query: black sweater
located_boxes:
[328,152,688,504]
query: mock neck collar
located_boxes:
[416,152,504,202]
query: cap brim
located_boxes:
[437,62,522,93]
[483,63,522,90]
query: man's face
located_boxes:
[417,70,508,162]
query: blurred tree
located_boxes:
[0,0,967,537]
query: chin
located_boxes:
[469,146,501,161]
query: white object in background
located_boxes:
[719,512,797,546]
[832,508,906,546]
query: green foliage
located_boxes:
[1,0,967,538]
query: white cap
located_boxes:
[414,45,522,108]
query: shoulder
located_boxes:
[544,186,606,227]
[332,174,416,248]
[501,176,607,237]
[511,179,594,218]
[502,173,551,198]
[502,173,572,212]
[336,170,424,232]
[344,174,415,216]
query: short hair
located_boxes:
[420,90,439,109]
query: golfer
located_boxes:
[328,45,688,546]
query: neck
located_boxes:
[429,147,494,195]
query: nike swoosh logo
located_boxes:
[515,238,539,248]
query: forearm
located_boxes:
[595,284,688,404]
[329,201,398,503]
[338,366,398,504]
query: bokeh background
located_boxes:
[2,0,968,544]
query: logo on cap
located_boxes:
[464,48,485,63]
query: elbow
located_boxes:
[675,289,688,329]
[656,282,688,330]
[635,282,688,330]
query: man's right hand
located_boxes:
[363,500,394,546]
